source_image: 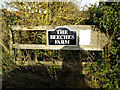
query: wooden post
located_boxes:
[9,26,15,61]
[0,11,2,76]
[35,52,38,63]
[16,31,22,64]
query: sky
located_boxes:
[0,0,102,10]
[75,0,100,10]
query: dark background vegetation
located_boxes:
[1,1,120,89]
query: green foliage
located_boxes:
[83,2,120,89]
[88,2,120,35]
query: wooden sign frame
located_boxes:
[11,25,108,51]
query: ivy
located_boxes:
[83,2,120,89]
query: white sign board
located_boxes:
[79,30,91,45]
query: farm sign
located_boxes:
[12,25,107,50]
[47,27,78,46]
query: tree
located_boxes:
[6,1,83,25]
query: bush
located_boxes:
[84,2,120,89]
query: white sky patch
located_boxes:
[75,0,100,11]
[0,1,4,9]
